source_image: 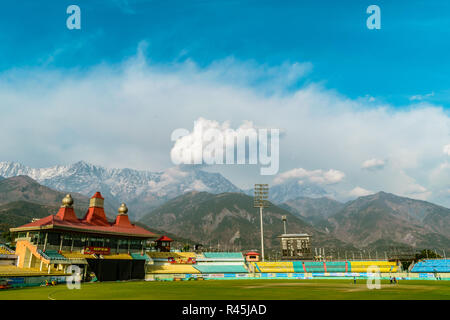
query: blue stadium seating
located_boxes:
[131,252,150,261]
[304,261,325,273]
[292,261,304,273]
[325,261,346,272]
[411,259,450,273]
[40,249,67,261]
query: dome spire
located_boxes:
[118,203,128,215]
[61,194,74,208]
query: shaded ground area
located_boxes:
[0,279,448,300]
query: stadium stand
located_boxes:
[131,253,150,261]
[0,265,67,276]
[147,252,196,259]
[304,261,325,273]
[0,245,15,255]
[325,261,347,272]
[411,259,450,273]
[194,264,248,273]
[350,261,398,272]
[202,252,244,259]
[146,264,200,274]
[253,262,295,273]
[61,251,96,259]
[292,261,305,273]
[101,253,132,260]
[39,249,68,261]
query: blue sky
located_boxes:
[1,1,450,206]
[0,0,449,107]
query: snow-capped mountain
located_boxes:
[0,161,241,219]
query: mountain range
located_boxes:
[139,191,350,251]
[0,161,241,219]
[0,175,92,234]
[0,161,449,251]
[326,191,450,249]
[0,175,91,211]
[280,196,344,228]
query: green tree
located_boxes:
[1,230,13,243]
[415,249,441,260]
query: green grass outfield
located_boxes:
[0,279,449,300]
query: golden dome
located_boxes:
[62,194,74,207]
[118,203,128,215]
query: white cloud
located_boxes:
[186,179,210,192]
[443,144,450,156]
[0,44,450,206]
[349,187,373,197]
[361,158,386,171]
[401,183,431,200]
[274,168,345,185]
[410,92,434,101]
[170,117,258,165]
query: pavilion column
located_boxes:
[83,265,87,281]
[43,233,48,251]
[127,240,130,254]
[28,250,33,268]
[59,235,63,252]
[48,264,51,274]
[40,260,43,271]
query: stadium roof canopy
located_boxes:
[10,192,157,239]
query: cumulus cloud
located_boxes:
[443,144,450,156]
[349,187,373,197]
[273,168,345,185]
[361,158,386,171]
[170,117,258,165]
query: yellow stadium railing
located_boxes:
[147,252,197,259]
[101,254,132,260]
[253,262,295,273]
[146,264,200,274]
[61,251,96,259]
[350,261,398,272]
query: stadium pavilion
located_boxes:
[10,192,157,281]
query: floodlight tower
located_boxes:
[254,184,269,262]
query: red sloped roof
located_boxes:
[114,214,133,228]
[157,236,173,242]
[11,191,156,238]
[55,207,78,223]
[91,192,104,199]
[245,251,260,255]
[12,214,156,238]
[83,206,109,226]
